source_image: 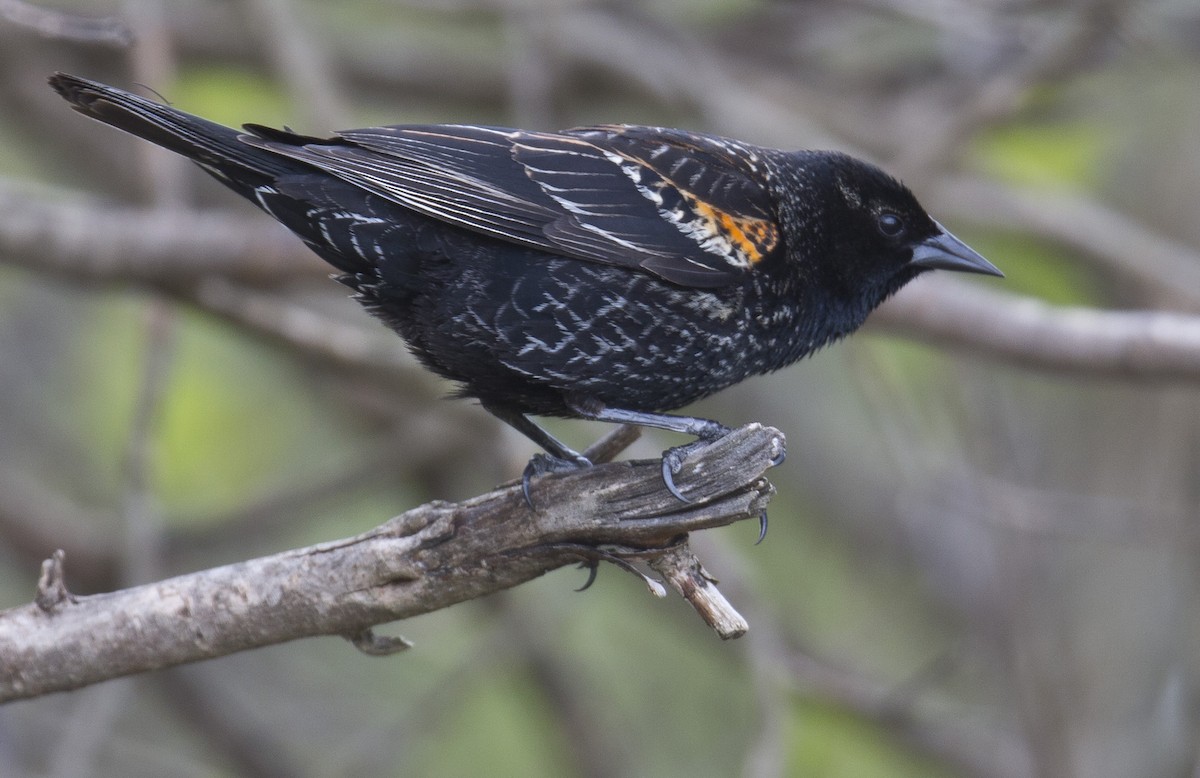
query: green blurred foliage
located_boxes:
[969,117,1114,307]
[411,668,576,777]
[961,230,1105,307]
[788,700,956,778]
[63,299,374,525]
[170,67,292,130]
[974,120,1109,192]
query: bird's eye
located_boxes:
[877,212,905,238]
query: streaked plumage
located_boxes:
[49,72,1001,516]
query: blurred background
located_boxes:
[1,0,1198,776]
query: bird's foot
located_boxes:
[659,423,732,502]
[661,427,781,545]
[575,560,600,592]
[754,435,786,543]
[769,435,787,467]
[522,452,592,509]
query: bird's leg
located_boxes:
[563,398,733,502]
[488,397,776,544]
[565,398,780,541]
[481,402,592,508]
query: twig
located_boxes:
[0,423,781,701]
[34,549,72,612]
[581,423,641,464]
[647,543,750,639]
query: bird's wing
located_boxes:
[240,123,781,288]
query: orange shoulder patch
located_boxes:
[689,197,779,267]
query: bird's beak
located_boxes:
[909,223,1003,277]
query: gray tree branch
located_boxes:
[0,0,131,47]
[0,181,322,285]
[874,277,1200,381]
[934,176,1200,308]
[0,423,781,702]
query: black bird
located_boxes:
[50,73,1001,527]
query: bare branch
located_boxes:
[647,543,749,639]
[0,423,781,702]
[935,176,1200,308]
[581,423,641,464]
[893,0,1123,176]
[0,182,322,286]
[0,0,132,47]
[874,278,1200,381]
[189,277,413,371]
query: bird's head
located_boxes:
[770,151,1001,317]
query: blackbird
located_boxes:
[50,73,1001,528]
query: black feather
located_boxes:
[48,71,1001,501]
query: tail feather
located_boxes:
[51,72,413,280]
[48,72,296,180]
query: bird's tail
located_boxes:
[48,72,296,181]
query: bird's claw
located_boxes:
[575,560,600,591]
[522,452,592,509]
[661,449,691,502]
[769,436,787,467]
[665,453,770,542]
[658,430,770,544]
[659,429,728,502]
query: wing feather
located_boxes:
[241,123,782,287]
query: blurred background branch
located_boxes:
[0,1,1198,777]
[0,0,131,46]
